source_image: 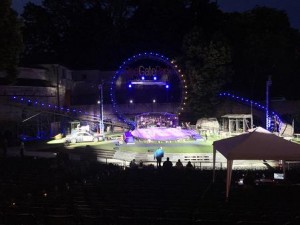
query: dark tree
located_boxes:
[125,0,190,56]
[222,7,300,100]
[0,0,23,82]
[20,0,225,71]
[182,29,232,119]
[21,0,116,69]
[21,3,55,64]
[20,0,300,106]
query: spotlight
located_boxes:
[141,76,145,80]
[166,84,169,89]
[153,76,157,80]
[128,84,132,88]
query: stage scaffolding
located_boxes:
[221,114,253,134]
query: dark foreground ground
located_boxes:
[1,155,300,225]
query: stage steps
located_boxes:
[95,148,116,159]
[113,151,154,163]
[69,147,117,162]
[133,152,150,162]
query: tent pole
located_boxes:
[212,148,216,183]
[282,160,286,179]
[226,160,233,199]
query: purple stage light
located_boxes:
[131,127,202,141]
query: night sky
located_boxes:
[12,0,300,30]
[218,0,300,30]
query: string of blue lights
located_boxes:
[219,92,282,130]
[11,96,97,117]
[11,82,282,131]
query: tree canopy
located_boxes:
[182,29,232,118]
[15,0,300,118]
[0,0,23,82]
[222,7,300,100]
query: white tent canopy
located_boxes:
[212,127,300,198]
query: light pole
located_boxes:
[98,83,105,139]
[266,76,272,130]
[56,66,60,108]
[250,101,253,129]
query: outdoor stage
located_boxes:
[28,136,280,171]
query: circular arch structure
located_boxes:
[110,52,188,128]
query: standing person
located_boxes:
[154,146,164,168]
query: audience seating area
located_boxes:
[1,155,300,225]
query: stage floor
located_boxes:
[131,127,202,141]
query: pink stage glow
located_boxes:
[131,127,202,141]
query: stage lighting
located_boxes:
[141,76,145,80]
[153,76,157,80]
[166,84,169,89]
[128,83,132,88]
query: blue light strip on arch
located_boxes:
[110,52,188,129]
[219,92,282,130]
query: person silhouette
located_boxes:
[154,146,164,168]
[175,159,183,169]
[163,157,173,169]
[186,161,194,170]
[129,159,137,169]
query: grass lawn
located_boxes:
[40,133,300,154]
[46,134,220,153]
[56,139,214,153]
[117,140,214,153]
[105,133,221,153]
